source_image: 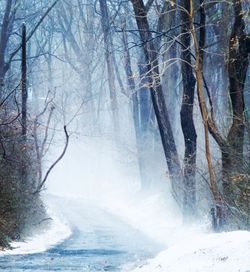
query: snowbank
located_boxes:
[0,202,71,255]
[129,231,250,272]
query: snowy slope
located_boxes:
[0,198,71,256]
[129,231,250,272]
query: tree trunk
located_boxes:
[21,23,27,184]
[226,0,249,168]
[0,0,13,94]
[137,53,155,189]
[189,0,250,228]
[220,0,250,225]
[99,0,120,136]
[21,23,27,139]
[137,55,152,135]
[122,30,144,185]
[189,0,220,206]
[130,0,182,200]
[180,0,197,217]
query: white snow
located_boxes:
[0,200,72,255]
[32,138,250,272]
[128,230,250,272]
[101,192,204,247]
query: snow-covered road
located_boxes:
[1,194,250,272]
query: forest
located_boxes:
[0,0,249,270]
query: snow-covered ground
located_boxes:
[0,200,71,256]
[129,230,250,272]
[47,138,250,272]
[92,189,250,272]
[5,137,247,272]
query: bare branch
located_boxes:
[34,125,69,194]
[7,0,60,65]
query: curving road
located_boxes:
[0,197,161,271]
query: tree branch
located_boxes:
[34,125,69,194]
[7,0,60,65]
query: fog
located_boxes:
[45,125,188,245]
[0,1,249,270]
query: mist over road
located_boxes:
[0,196,161,271]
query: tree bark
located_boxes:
[21,23,27,139]
[189,0,220,205]
[222,0,250,210]
[227,0,249,165]
[21,23,27,185]
[122,29,144,185]
[130,0,182,200]
[180,0,197,217]
[189,0,250,227]
[0,0,13,93]
[99,0,120,135]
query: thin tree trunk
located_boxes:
[99,0,120,136]
[21,23,27,184]
[21,23,27,139]
[122,29,152,189]
[138,53,155,188]
[137,55,152,135]
[189,0,220,205]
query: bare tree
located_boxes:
[130,0,183,200]
[189,0,250,227]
